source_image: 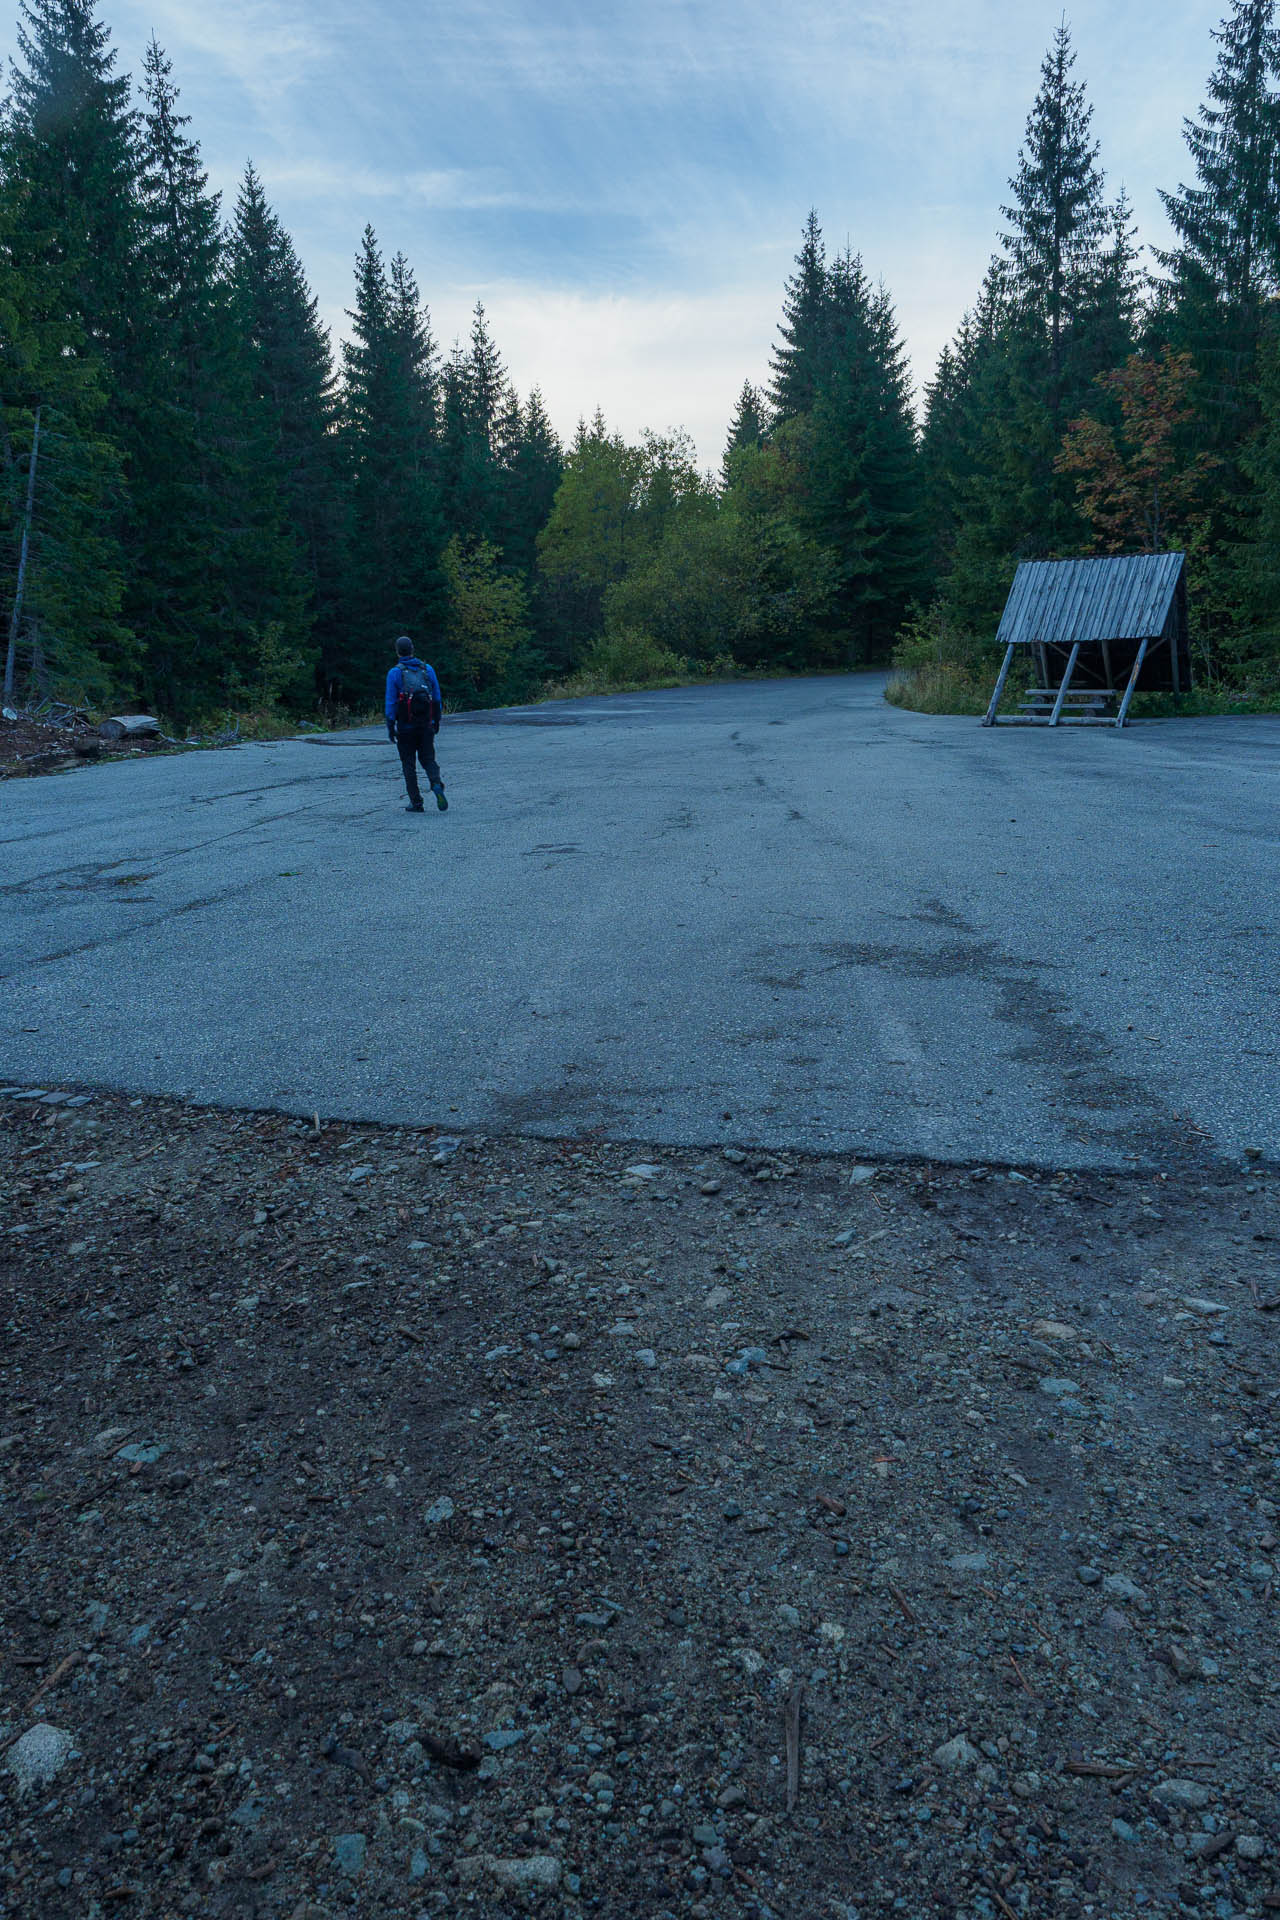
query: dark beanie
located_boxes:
[395,635,413,657]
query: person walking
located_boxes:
[386,635,448,813]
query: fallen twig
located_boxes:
[784,1682,804,1814]
[983,1879,1020,1920]
[25,1648,81,1715]
[889,1585,917,1625]
[1008,1653,1037,1699]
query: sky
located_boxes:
[10,0,1230,467]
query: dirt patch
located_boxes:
[1,1090,1277,1919]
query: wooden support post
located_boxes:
[983,642,1017,726]
[1115,635,1150,728]
[1049,641,1081,727]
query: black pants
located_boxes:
[395,722,442,806]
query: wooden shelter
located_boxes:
[983,552,1190,728]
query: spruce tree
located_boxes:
[722,381,768,482]
[1159,0,1280,309]
[338,228,446,699]
[496,387,563,578]
[467,302,506,447]
[1155,0,1280,501]
[1000,24,1109,377]
[769,211,830,422]
[931,32,1122,630]
[7,0,141,381]
[133,42,308,719]
[798,254,927,656]
[1234,310,1280,680]
[437,303,507,546]
[1,0,139,696]
[230,165,345,688]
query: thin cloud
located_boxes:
[94,0,1229,463]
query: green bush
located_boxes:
[885,601,1017,715]
[586,628,687,685]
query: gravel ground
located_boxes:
[2,1089,1278,1920]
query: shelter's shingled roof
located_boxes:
[995,553,1186,648]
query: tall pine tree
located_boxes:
[1000,24,1109,381]
[722,381,769,482]
[939,29,1124,628]
[769,212,831,423]
[338,227,446,698]
[797,252,927,656]
[1160,0,1280,311]
[133,42,307,719]
[1,0,139,696]
[230,165,346,694]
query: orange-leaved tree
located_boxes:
[1055,349,1216,553]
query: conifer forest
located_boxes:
[2,0,1280,727]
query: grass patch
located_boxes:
[884,664,997,717]
[1128,684,1280,718]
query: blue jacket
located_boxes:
[385,658,442,736]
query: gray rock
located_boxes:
[115,1442,167,1465]
[635,1348,657,1368]
[1236,1834,1266,1861]
[692,1822,719,1846]
[948,1552,989,1574]
[934,1734,981,1769]
[1076,1565,1102,1586]
[468,1854,562,1892]
[1111,1818,1137,1844]
[99,714,160,740]
[423,1496,455,1526]
[483,1729,524,1751]
[5,1724,76,1794]
[409,1847,429,1880]
[1038,1377,1081,1398]
[717,1785,747,1810]
[333,1833,367,1877]
[1102,1572,1147,1602]
[1151,1779,1211,1812]
[1166,1642,1214,1680]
